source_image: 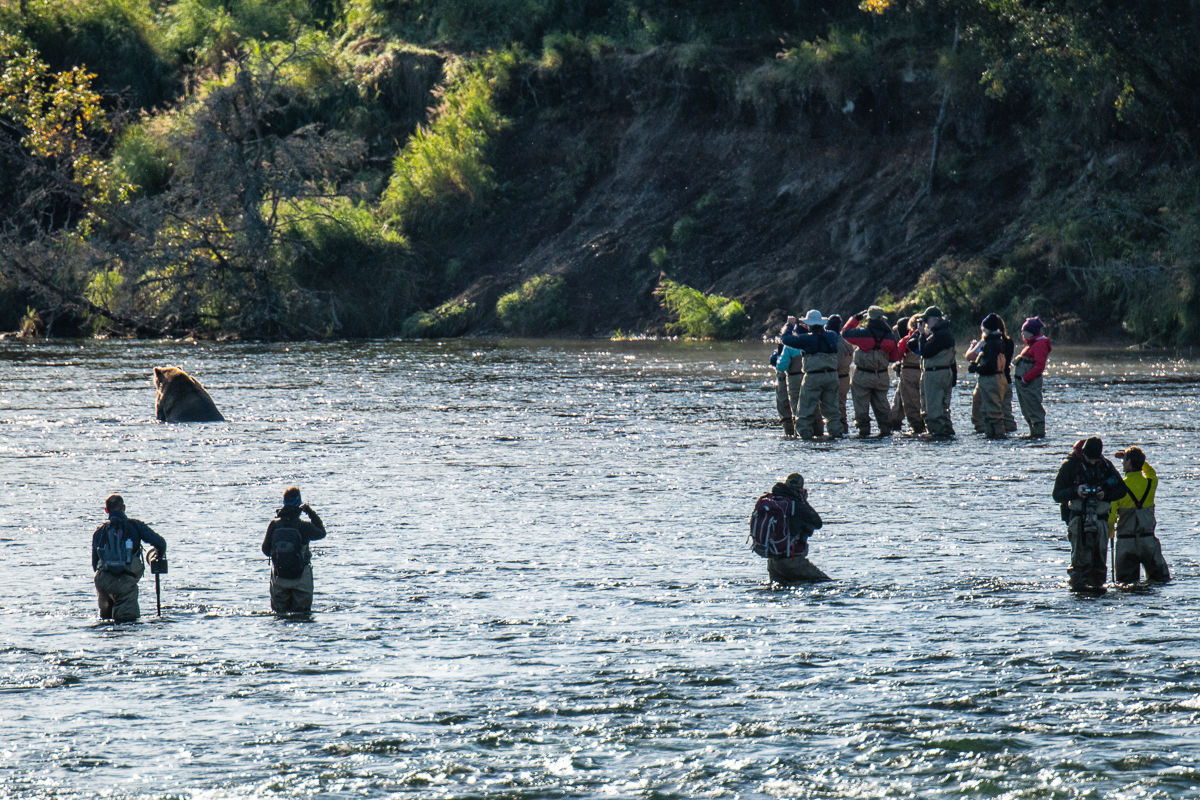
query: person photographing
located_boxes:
[1052,438,1127,592]
[262,486,327,614]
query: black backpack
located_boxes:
[270,527,307,579]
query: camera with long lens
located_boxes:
[149,556,168,575]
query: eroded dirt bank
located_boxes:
[416,47,1033,337]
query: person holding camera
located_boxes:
[1052,437,1128,592]
[891,314,926,435]
[780,310,846,439]
[262,486,327,614]
[1108,447,1170,583]
[91,494,168,622]
[965,313,1008,439]
[750,472,829,584]
[916,306,957,438]
[840,306,901,437]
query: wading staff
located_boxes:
[150,550,168,616]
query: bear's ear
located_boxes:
[153,367,164,378]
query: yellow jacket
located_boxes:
[1108,463,1157,526]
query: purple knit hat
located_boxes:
[1021,316,1044,336]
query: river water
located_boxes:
[1,338,1199,799]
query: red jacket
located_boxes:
[842,317,901,361]
[1015,335,1051,383]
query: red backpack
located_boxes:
[749,493,796,557]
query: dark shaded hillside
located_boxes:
[413,47,1033,337]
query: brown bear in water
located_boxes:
[154,366,225,422]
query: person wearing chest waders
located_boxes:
[841,306,901,437]
[1108,447,1170,583]
[772,316,811,438]
[1052,437,1128,592]
[91,495,168,622]
[916,306,957,438]
[965,313,1009,439]
[262,487,327,614]
[749,472,829,584]
[891,314,926,435]
[1013,317,1051,438]
[780,310,846,440]
[825,314,856,436]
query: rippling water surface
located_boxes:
[2,338,1200,799]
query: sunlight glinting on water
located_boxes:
[2,339,1200,798]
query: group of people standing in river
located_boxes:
[759,307,1170,593]
[770,306,1051,440]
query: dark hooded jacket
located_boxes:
[262,506,327,561]
[1052,455,1127,521]
[92,511,166,572]
[917,318,955,359]
[771,482,823,545]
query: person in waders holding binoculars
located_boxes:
[91,494,168,622]
[262,486,327,614]
[1052,438,1127,592]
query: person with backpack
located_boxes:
[1108,447,1170,583]
[749,472,829,584]
[1052,437,1128,592]
[841,306,901,437]
[91,494,168,622]
[262,486,327,614]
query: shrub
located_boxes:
[656,278,748,340]
[380,48,521,236]
[401,299,477,338]
[496,273,566,335]
[671,215,698,245]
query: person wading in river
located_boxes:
[841,306,901,437]
[91,494,168,622]
[916,306,957,438]
[749,472,829,584]
[1052,437,1127,592]
[891,314,926,435]
[780,310,845,440]
[1108,446,1170,583]
[825,314,855,435]
[1013,317,1051,438]
[965,313,1008,440]
[262,486,327,614]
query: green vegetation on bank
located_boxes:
[656,279,748,340]
[2,0,1200,341]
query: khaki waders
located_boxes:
[796,350,843,438]
[890,355,925,434]
[850,348,893,436]
[768,555,830,584]
[920,349,955,437]
[971,373,1008,439]
[1113,506,1170,583]
[94,552,145,622]
[1013,357,1046,437]
[270,563,315,613]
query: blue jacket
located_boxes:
[781,328,841,355]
